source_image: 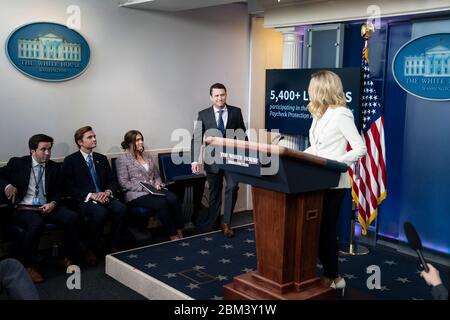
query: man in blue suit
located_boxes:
[191,83,247,238]
[0,134,79,283]
[62,126,127,265]
[0,258,39,299]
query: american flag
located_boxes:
[348,54,387,235]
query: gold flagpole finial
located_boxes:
[361,22,375,61]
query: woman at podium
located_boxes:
[304,71,367,293]
[116,130,184,241]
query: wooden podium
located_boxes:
[205,137,348,300]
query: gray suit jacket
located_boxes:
[115,152,163,203]
[191,104,246,173]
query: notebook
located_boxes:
[139,182,166,197]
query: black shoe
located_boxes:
[221,224,235,238]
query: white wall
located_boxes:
[246,16,282,211]
[248,17,282,134]
[0,0,250,162]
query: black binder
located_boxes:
[139,182,166,197]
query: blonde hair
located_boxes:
[307,70,347,119]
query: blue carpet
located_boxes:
[113,223,257,300]
[112,223,449,300]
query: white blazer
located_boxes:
[304,106,367,189]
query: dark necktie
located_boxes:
[217,110,225,136]
[87,154,101,192]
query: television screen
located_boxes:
[265,68,362,135]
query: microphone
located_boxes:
[271,134,285,145]
[403,222,429,272]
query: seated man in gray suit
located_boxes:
[191,83,247,238]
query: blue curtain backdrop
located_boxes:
[394,20,450,254]
[341,18,450,255]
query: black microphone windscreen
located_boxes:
[404,222,422,250]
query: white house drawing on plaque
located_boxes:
[18,33,81,62]
[404,45,450,77]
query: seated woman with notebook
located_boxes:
[116,130,184,240]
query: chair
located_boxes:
[158,151,206,226]
[0,203,63,259]
[6,223,60,240]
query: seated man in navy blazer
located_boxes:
[62,126,127,265]
[0,134,79,283]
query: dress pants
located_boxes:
[12,206,79,267]
[205,169,239,227]
[318,188,347,279]
[78,199,127,251]
[0,258,40,300]
[128,191,184,237]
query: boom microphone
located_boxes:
[403,222,429,272]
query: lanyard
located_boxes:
[31,165,45,197]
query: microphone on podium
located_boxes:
[403,222,430,272]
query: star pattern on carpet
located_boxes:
[216,275,228,281]
[219,258,231,264]
[111,224,446,300]
[164,273,177,278]
[186,283,200,290]
[172,256,184,261]
[396,277,412,283]
[145,262,157,268]
[193,265,206,271]
[243,252,255,257]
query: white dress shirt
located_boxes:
[304,106,367,189]
[213,105,228,128]
[19,157,46,205]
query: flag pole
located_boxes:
[339,22,374,256]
